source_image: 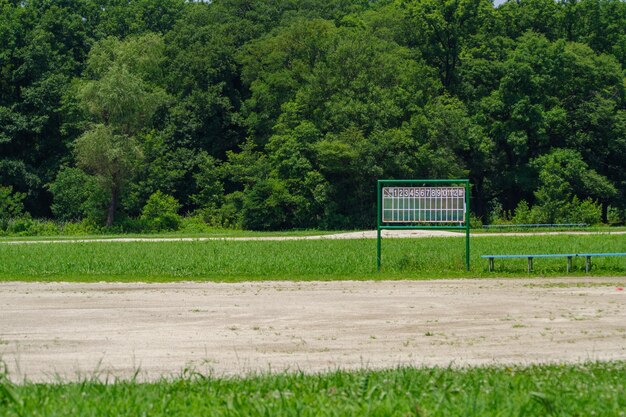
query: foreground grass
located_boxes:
[0,235,625,281]
[2,363,625,416]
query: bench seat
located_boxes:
[481,253,626,273]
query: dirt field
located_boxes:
[1,278,625,382]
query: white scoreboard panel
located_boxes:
[382,187,465,223]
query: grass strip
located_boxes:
[0,235,625,281]
[0,228,340,242]
[1,362,625,416]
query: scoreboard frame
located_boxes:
[377,179,470,272]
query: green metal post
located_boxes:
[377,181,381,272]
[465,180,470,271]
[377,229,381,272]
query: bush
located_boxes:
[607,206,624,226]
[511,201,531,224]
[106,216,149,234]
[0,186,25,230]
[241,179,293,230]
[525,197,601,225]
[48,167,108,222]
[486,200,510,225]
[5,218,59,236]
[179,216,212,233]
[567,197,602,225]
[469,214,483,228]
[213,191,244,229]
[140,191,182,232]
[62,219,101,235]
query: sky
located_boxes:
[494,0,507,5]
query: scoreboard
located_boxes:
[381,186,465,223]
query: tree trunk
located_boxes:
[106,187,119,227]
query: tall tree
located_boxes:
[402,0,493,91]
[0,0,95,216]
[75,33,168,226]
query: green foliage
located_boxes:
[511,200,533,224]
[74,33,168,226]
[404,0,494,90]
[241,179,295,230]
[532,149,614,224]
[61,219,101,236]
[48,167,108,222]
[2,0,626,231]
[140,191,182,232]
[191,154,224,211]
[77,33,169,135]
[567,197,602,225]
[0,185,24,229]
[178,215,212,234]
[607,206,625,226]
[4,218,59,237]
[74,125,142,193]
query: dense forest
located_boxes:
[1,0,626,232]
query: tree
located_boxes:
[160,4,243,157]
[238,18,338,144]
[93,0,186,38]
[0,0,96,216]
[402,0,494,91]
[479,32,625,214]
[75,33,168,226]
[532,149,616,223]
[495,0,563,41]
[74,125,141,225]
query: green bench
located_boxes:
[481,253,626,273]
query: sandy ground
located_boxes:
[1,278,625,382]
[2,229,626,244]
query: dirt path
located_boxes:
[1,279,625,382]
[1,229,625,245]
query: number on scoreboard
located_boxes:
[382,187,465,223]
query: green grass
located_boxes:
[1,235,625,281]
[2,362,625,416]
[0,228,339,242]
[473,225,626,233]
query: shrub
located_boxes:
[469,214,483,228]
[62,219,101,235]
[108,216,149,234]
[511,201,531,224]
[567,197,602,225]
[241,179,293,230]
[48,167,108,222]
[5,218,59,236]
[179,216,212,233]
[140,191,181,232]
[607,206,624,226]
[213,191,244,229]
[487,200,510,225]
[0,186,25,230]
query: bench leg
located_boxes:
[585,256,591,273]
[488,258,494,272]
[528,257,533,273]
[567,256,572,273]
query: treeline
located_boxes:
[1,0,626,232]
